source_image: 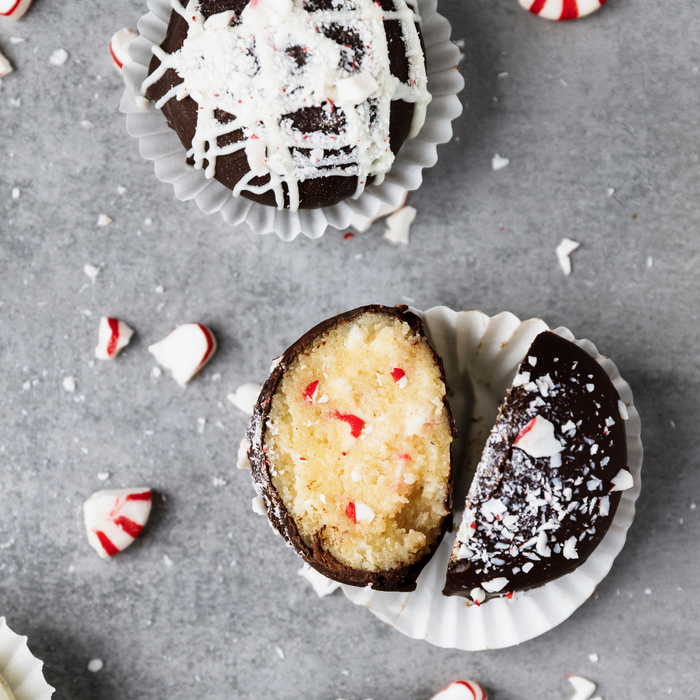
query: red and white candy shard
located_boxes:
[148,323,216,386]
[110,28,137,71]
[227,383,263,416]
[350,194,408,233]
[0,49,12,77]
[431,680,487,700]
[610,468,633,491]
[95,317,134,361]
[384,205,417,245]
[566,675,597,700]
[0,0,33,21]
[83,488,152,558]
[514,415,563,458]
[519,0,605,20]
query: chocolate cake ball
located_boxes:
[443,331,632,603]
[248,305,455,591]
[142,0,431,211]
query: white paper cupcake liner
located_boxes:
[0,618,54,700]
[120,0,464,240]
[341,308,643,651]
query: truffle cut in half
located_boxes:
[444,331,630,603]
[248,305,455,591]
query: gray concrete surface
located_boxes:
[1,0,699,698]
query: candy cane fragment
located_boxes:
[519,0,606,20]
[95,317,134,360]
[148,323,217,386]
[0,49,12,77]
[110,28,137,72]
[431,680,487,700]
[83,488,153,558]
[0,0,33,21]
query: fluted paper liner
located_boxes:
[341,307,643,650]
[0,618,54,700]
[120,0,464,239]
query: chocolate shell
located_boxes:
[443,331,630,602]
[248,305,455,592]
[144,0,424,210]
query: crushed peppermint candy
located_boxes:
[49,48,68,66]
[384,206,417,245]
[565,675,597,700]
[556,238,580,276]
[227,383,262,416]
[470,587,486,605]
[429,680,486,700]
[252,496,266,516]
[481,577,508,593]
[514,415,563,458]
[391,368,408,388]
[610,469,633,492]
[446,331,629,601]
[237,438,252,470]
[617,399,629,420]
[492,154,510,170]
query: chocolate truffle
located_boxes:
[143,0,431,211]
[444,331,632,603]
[248,305,454,591]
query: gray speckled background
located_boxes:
[1,0,699,698]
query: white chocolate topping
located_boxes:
[142,0,431,211]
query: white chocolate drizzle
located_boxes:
[142,0,431,211]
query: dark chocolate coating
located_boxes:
[248,305,456,592]
[145,0,420,210]
[443,331,628,601]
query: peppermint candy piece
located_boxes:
[95,317,134,360]
[109,28,137,72]
[566,675,597,700]
[519,0,605,20]
[0,49,12,77]
[0,0,33,20]
[83,488,153,558]
[431,680,487,700]
[350,194,408,233]
[149,323,216,386]
[610,468,633,492]
[514,415,563,458]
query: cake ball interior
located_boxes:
[265,312,452,572]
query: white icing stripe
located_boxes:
[142,0,430,211]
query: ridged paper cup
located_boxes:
[120,0,464,240]
[341,307,643,651]
[0,618,54,700]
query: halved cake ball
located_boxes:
[248,305,454,591]
[444,331,631,603]
[142,0,431,211]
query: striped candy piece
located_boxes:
[110,28,138,72]
[431,681,487,700]
[0,49,11,78]
[149,323,217,386]
[95,317,134,360]
[0,0,33,20]
[519,0,606,20]
[84,488,153,558]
